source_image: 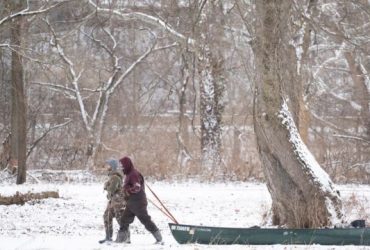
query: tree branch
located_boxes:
[109,42,178,93]
[30,81,76,99]
[44,18,91,131]
[87,0,196,46]
[27,119,73,158]
[0,0,75,26]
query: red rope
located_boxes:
[148,198,177,223]
[146,184,179,224]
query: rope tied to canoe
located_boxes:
[146,184,179,224]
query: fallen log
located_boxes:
[0,191,59,205]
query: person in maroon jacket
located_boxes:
[116,156,162,244]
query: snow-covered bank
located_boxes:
[1,181,370,250]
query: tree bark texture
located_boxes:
[253,0,342,228]
[10,0,27,184]
[0,133,11,170]
[177,51,192,168]
[295,0,318,143]
[344,52,370,138]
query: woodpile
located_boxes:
[0,191,59,205]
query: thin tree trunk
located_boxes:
[253,0,342,228]
[292,0,318,144]
[344,52,370,138]
[177,51,192,168]
[0,133,11,170]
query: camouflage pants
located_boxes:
[103,192,126,236]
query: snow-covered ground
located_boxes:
[1,180,370,250]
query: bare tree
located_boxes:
[31,9,178,169]
[0,0,77,182]
[88,0,226,173]
[304,0,370,181]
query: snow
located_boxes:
[88,0,196,46]
[289,24,305,75]
[1,179,370,250]
[278,100,342,223]
[278,101,336,193]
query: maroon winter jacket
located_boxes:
[120,157,144,195]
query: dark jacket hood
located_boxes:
[120,156,134,175]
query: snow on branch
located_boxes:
[30,81,76,99]
[360,62,370,92]
[313,42,346,78]
[81,28,121,91]
[332,134,370,144]
[0,44,48,64]
[311,111,370,144]
[88,0,196,46]
[81,28,116,56]
[109,42,178,93]
[0,0,75,26]
[27,119,73,158]
[44,18,90,131]
[0,44,10,49]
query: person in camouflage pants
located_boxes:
[99,159,127,244]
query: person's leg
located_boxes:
[133,202,162,243]
[99,203,113,243]
[135,206,159,232]
[116,207,135,243]
[113,205,125,227]
[119,207,135,231]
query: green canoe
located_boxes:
[169,223,370,245]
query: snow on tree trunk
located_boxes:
[198,46,223,171]
[196,1,225,172]
[253,0,342,228]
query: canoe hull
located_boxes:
[169,223,370,245]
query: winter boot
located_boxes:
[115,229,130,243]
[99,229,113,244]
[152,230,163,244]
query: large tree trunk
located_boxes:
[253,0,342,228]
[10,0,27,184]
